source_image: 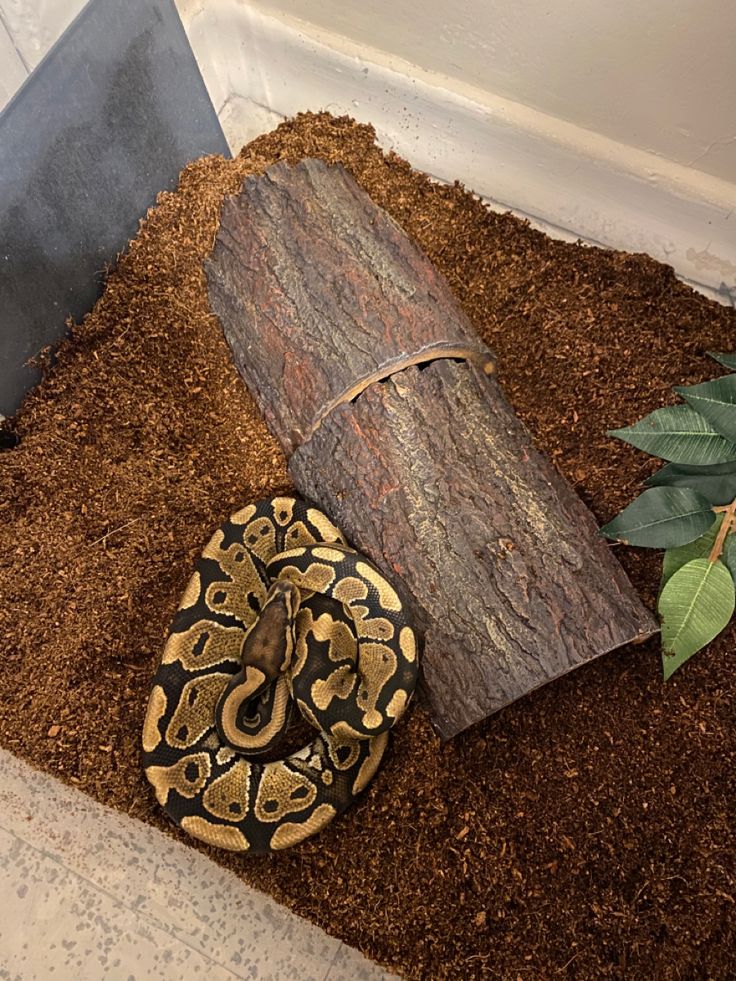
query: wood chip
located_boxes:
[0,111,734,980]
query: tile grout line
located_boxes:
[0,817,247,981]
[322,941,346,981]
[0,771,362,980]
[0,7,31,73]
[0,757,392,979]
[0,764,329,932]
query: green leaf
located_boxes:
[707,351,736,371]
[661,515,723,590]
[600,487,716,548]
[675,374,736,443]
[608,403,736,465]
[658,558,734,679]
[645,461,736,506]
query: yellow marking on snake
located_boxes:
[350,604,394,640]
[330,719,367,742]
[277,561,336,594]
[181,815,250,851]
[219,674,291,751]
[239,517,277,561]
[332,576,368,606]
[355,642,398,729]
[203,531,262,585]
[272,498,295,526]
[165,673,231,748]
[302,609,357,663]
[205,577,262,624]
[179,571,201,610]
[270,804,337,850]
[353,732,389,794]
[146,752,211,805]
[311,665,356,710]
[141,685,167,753]
[306,508,345,542]
[230,504,257,525]
[400,625,417,662]
[161,621,245,671]
[216,746,236,766]
[385,689,407,720]
[254,763,317,822]
[281,520,320,549]
[311,546,348,562]
[237,664,267,699]
[356,561,402,611]
[202,760,252,821]
[327,735,361,770]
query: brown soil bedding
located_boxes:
[1,112,734,979]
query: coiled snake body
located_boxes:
[142,497,418,853]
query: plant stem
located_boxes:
[708,497,736,562]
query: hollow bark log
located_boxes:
[206,158,658,740]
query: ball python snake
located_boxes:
[142,497,418,853]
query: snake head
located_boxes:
[241,580,300,678]
[263,579,300,623]
[214,579,301,752]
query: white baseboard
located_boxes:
[181,1,736,303]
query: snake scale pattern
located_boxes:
[142,497,418,853]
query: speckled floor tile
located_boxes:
[0,750,397,981]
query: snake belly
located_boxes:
[141,496,418,854]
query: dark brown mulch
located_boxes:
[1,111,734,980]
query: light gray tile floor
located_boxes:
[0,750,396,981]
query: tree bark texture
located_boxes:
[291,360,657,738]
[207,158,493,455]
[206,158,658,740]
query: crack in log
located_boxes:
[302,345,495,443]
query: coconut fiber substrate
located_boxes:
[1,112,734,979]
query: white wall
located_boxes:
[1,0,734,298]
[5,0,734,182]
[244,0,736,185]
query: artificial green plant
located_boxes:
[601,352,736,678]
